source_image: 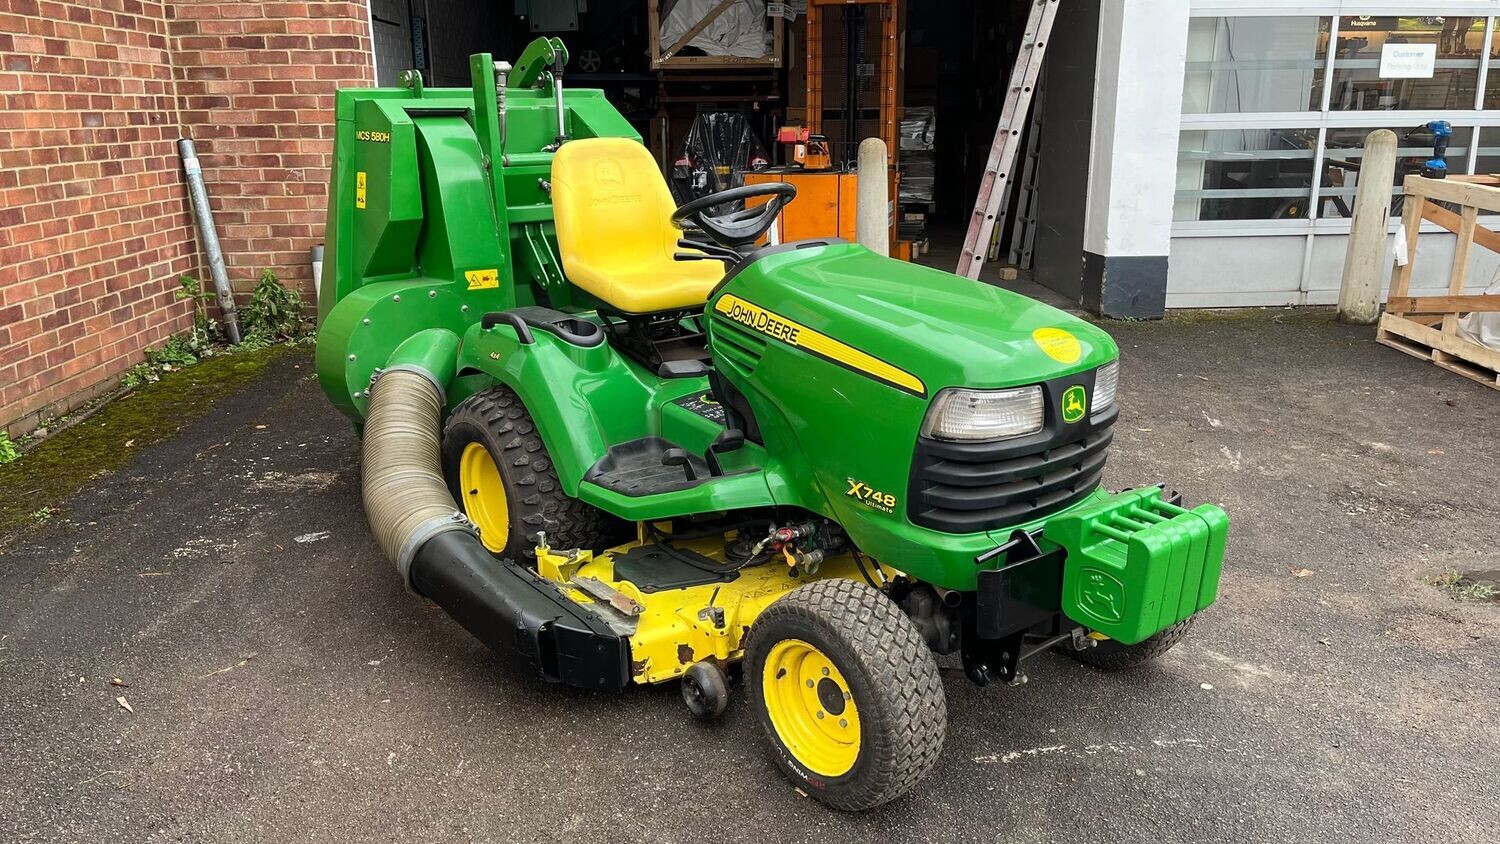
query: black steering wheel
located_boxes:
[671,183,797,249]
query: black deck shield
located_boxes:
[410,531,631,692]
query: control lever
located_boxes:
[675,237,741,268]
[661,447,697,482]
[704,428,746,477]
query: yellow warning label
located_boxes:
[1032,327,1081,364]
[465,268,500,290]
[355,171,367,209]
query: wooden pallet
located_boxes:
[1376,174,1500,392]
[1377,319,1500,390]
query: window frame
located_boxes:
[1176,7,1500,235]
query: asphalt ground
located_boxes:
[1,311,1497,843]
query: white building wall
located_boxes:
[1084,0,1191,260]
[1164,0,1500,307]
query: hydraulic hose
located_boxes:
[360,330,471,585]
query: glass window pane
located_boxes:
[1175,129,1319,221]
[1316,126,1471,218]
[1321,16,1485,111]
[1182,17,1326,114]
[1481,24,1500,108]
[1473,127,1500,177]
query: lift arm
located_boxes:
[509,36,569,89]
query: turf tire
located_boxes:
[745,579,947,811]
[441,385,618,559]
[1063,617,1196,671]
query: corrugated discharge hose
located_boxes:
[349,327,631,690]
[359,330,473,585]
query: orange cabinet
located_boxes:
[742,169,900,254]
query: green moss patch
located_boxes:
[0,345,295,540]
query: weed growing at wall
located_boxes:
[241,270,309,347]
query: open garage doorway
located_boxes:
[364,0,1102,306]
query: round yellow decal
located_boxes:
[1032,327,1081,364]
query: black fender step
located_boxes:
[410,531,630,692]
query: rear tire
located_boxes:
[1064,617,1196,671]
[745,579,946,811]
[441,385,618,560]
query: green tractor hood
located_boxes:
[720,241,1118,393]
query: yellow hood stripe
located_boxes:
[713,294,926,397]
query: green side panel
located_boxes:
[352,98,424,281]
[318,50,641,420]
[453,322,775,511]
[412,115,513,304]
[1043,487,1229,645]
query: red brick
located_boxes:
[1,0,373,432]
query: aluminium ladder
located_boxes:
[956,0,1058,280]
[1006,67,1047,268]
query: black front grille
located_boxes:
[907,372,1117,533]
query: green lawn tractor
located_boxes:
[316,41,1229,811]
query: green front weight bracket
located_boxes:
[1043,487,1228,645]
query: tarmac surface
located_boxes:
[1,311,1497,843]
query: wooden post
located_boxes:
[1337,129,1399,325]
[1442,205,1479,335]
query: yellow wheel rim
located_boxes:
[762,639,861,777]
[459,442,510,553]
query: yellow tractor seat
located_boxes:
[550,138,724,314]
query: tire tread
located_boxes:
[748,579,947,811]
[443,385,617,556]
[1064,617,1196,671]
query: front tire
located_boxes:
[745,580,947,811]
[441,385,617,559]
[1064,617,1196,671]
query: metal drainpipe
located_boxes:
[177,138,242,344]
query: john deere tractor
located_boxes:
[317,41,1228,811]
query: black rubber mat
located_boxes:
[583,437,712,496]
[612,544,739,593]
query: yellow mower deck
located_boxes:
[536,532,872,685]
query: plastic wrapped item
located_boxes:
[669,112,770,204]
[1458,276,1500,352]
[900,107,936,152]
[899,106,936,205]
[900,156,935,204]
[659,0,773,59]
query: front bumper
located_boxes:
[1045,486,1228,644]
[961,486,1227,682]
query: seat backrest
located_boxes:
[551,138,681,282]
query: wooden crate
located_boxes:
[648,0,784,70]
[1376,174,1500,391]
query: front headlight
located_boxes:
[921,386,1045,442]
[1093,360,1119,413]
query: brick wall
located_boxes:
[0,0,374,435]
[169,1,374,300]
[0,0,197,435]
